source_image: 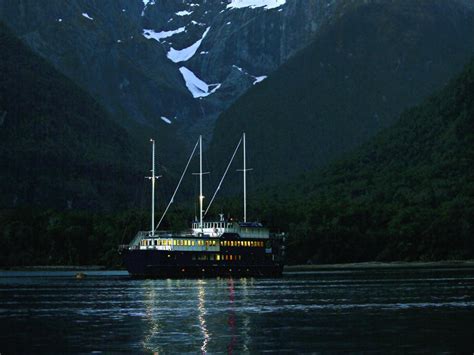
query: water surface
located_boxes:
[0,268,473,353]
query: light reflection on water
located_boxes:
[0,268,473,353]
[198,279,210,354]
[143,280,160,353]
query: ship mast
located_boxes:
[243,132,247,222]
[147,139,161,236]
[192,135,209,230]
[237,133,252,222]
[199,135,204,229]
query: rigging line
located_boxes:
[203,136,243,218]
[155,137,200,231]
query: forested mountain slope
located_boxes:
[0,22,145,210]
[254,58,474,264]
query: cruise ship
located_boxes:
[119,134,285,278]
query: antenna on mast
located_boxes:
[237,132,252,222]
[146,139,161,236]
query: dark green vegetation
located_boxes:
[210,0,474,187]
[0,209,142,267]
[251,58,474,264]
[0,207,195,267]
[0,22,148,210]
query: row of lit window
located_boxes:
[192,222,233,229]
[191,254,242,261]
[141,239,217,247]
[141,239,172,247]
[221,240,265,247]
[141,239,265,248]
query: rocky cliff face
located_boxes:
[0,0,342,147]
[208,0,474,187]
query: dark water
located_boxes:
[0,268,473,353]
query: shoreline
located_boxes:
[2,260,474,272]
[284,260,474,272]
[3,265,109,271]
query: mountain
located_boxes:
[209,0,474,188]
[254,57,474,264]
[2,0,474,210]
[0,0,340,148]
[0,22,146,210]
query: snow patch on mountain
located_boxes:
[176,10,193,16]
[82,13,93,20]
[179,66,221,98]
[226,0,286,10]
[253,75,267,84]
[191,20,205,26]
[161,116,172,124]
[167,27,210,63]
[233,65,267,84]
[142,0,156,16]
[143,27,186,42]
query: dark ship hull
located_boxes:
[122,249,283,278]
[121,233,285,278]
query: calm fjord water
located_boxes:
[0,268,473,353]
